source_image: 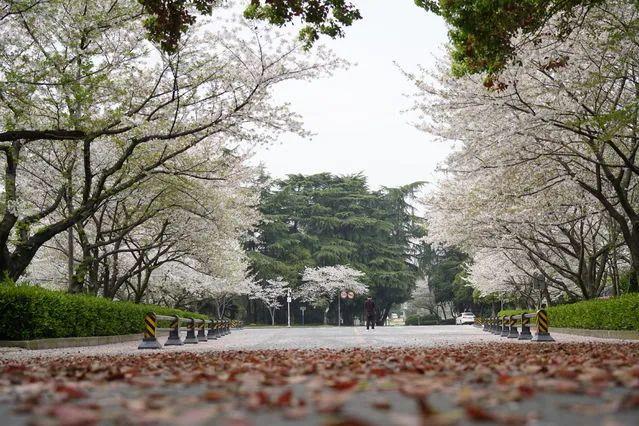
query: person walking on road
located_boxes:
[364,297,376,330]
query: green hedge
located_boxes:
[498,294,639,331]
[0,284,207,340]
[404,314,454,326]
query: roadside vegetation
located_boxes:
[499,294,639,331]
[0,284,206,340]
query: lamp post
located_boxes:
[287,288,292,327]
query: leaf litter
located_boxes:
[0,342,638,425]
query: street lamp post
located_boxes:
[337,292,341,327]
[287,288,292,327]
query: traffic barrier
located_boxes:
[478,310,554,342]
[500,316,509,337]
[138,312,163,349]
[165,315,183,346]
[507,315,519,339]
[138,313,242,349]
[519,314,533,340]
[491,317,501,335]
[184,318,199,344]
[207,321,218,339]
[532,309,554,342]
[197,320,208,342]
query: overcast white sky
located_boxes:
[250,0,451,190]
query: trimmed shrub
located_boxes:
[0,284,207,340]
[405,314,439,326]
[499,294,639,331]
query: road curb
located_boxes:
[0,329,171,350]
[550,327,639,340]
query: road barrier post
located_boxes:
[518,314,533,340]
[507,315,519,338]
[532,309,555,342]
[207,321,218,339]
[184,318,199,344]
[500,316,510,337]
[165,315,183,346]
[492,317,501,335]
[197,320,208,342]
[138,312,163,349]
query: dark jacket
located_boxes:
[364,299,376,316]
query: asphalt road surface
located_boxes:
[1,326,638,426]
[0,325,624,360]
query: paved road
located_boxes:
[0,325,624,360]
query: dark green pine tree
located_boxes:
[245,173,425,324]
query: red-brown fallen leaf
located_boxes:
[203,390,226,402]
[275,388,293,407]
[49,404,100,426]
[496,374,513,385]
[517,384,535,398]
[246,390,269,410]
[464,404,497,421]
[329,378,359,391]
[554,368,580,379]
[55,384,87,400]
[371,397,391,410]
[370,367,387,377]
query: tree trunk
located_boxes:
[67,228,75,290]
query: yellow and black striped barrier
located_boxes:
[137,312,240,350]
[519,314,533,340]
[184,318,199,344]
[506,315,519,338]
[479,310,554,342]
[197,320,208,342]
[500,316,510,337]
[138,312,163,349]
[532,309,554,342]
[207,321,220,339]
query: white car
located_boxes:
[456,312,475,325]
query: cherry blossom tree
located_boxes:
[410,0,638,300]
[0,0,340,282]
[298,265,367,325]
[249,277,290,325]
